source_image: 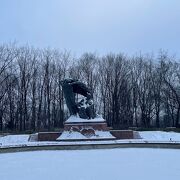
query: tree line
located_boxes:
[0,44,180,132]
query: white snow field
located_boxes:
[0,148,180,180]
[0,135,29,146]
[139,131,180,141]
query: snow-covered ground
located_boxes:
[1,131,180,147]
[1,132,180,180]
[0,135,29,146]
[139,131,180,141]
[0,148,180,180]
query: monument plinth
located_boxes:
[64,116,108,131]
[57,115,115,141]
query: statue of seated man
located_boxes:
[61,78,96,119]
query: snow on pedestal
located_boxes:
[57,130,115,140]
[57,116,115,141]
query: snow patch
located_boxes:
[57,130,115,140]
[139,131,180,141]
[0,135,29,146]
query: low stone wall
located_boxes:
[29,130,141,141]
[110,130,141,139]
[1,142,180,154]
[38,132,61,141]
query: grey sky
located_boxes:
[0,0,180,56]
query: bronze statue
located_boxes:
[61,78,95,119]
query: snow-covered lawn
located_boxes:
[0,135,29,146]
[0,148,180,180]
[1,131,180,147]
[139,131,180,141]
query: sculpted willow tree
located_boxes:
[61,78,96,119]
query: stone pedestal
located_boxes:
[56,116,116,141]
[64,121,109,131]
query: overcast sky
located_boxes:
[0,0,180,57]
